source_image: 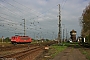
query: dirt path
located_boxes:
[51,47,88,60]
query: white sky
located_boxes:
[0,0,90,39]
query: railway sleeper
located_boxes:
[0,46,41,60]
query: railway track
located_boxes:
[0,46,43,60]
[0,44,39,51]
[0,41,55,60]
[0,41,55,52]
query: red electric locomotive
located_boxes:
[11,35,32,44]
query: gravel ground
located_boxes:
[51,47,88,60]
[22,49,44,60]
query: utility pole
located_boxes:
[62,24,65,42]
[22,19,25,36]
[66,28,67,41]
[63,29,64,42]
[58,4,61,44]
[2,36,4,43]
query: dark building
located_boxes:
[70,30,77,42]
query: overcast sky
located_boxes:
[0,0,90,39]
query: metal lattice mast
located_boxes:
[22,19,25,36]
[58,4,61,44]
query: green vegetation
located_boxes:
[79,3,90,44]
[50,45,67,57]
[0,41,12,47]
[43,44,67,60]
[0,37,12,46]
[86,34,90,44]
[80,48,90,60]
[4,37,11,42]
[0,37,10,43]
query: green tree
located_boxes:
[80,3,90,37]
[80,3,90,44]
[4,37,11,42]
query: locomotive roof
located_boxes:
[12,35,29,37]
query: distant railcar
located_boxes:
[11,35,32,44]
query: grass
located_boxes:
[37,42,90,60]
[80,48,90,60]
[50,45,67,57]
[43,44,67,59]
[50,42,90,60]
[39,44,67,60]
[0,42,12,46]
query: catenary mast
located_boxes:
[58,4,61,44]
[22,19,25,36]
